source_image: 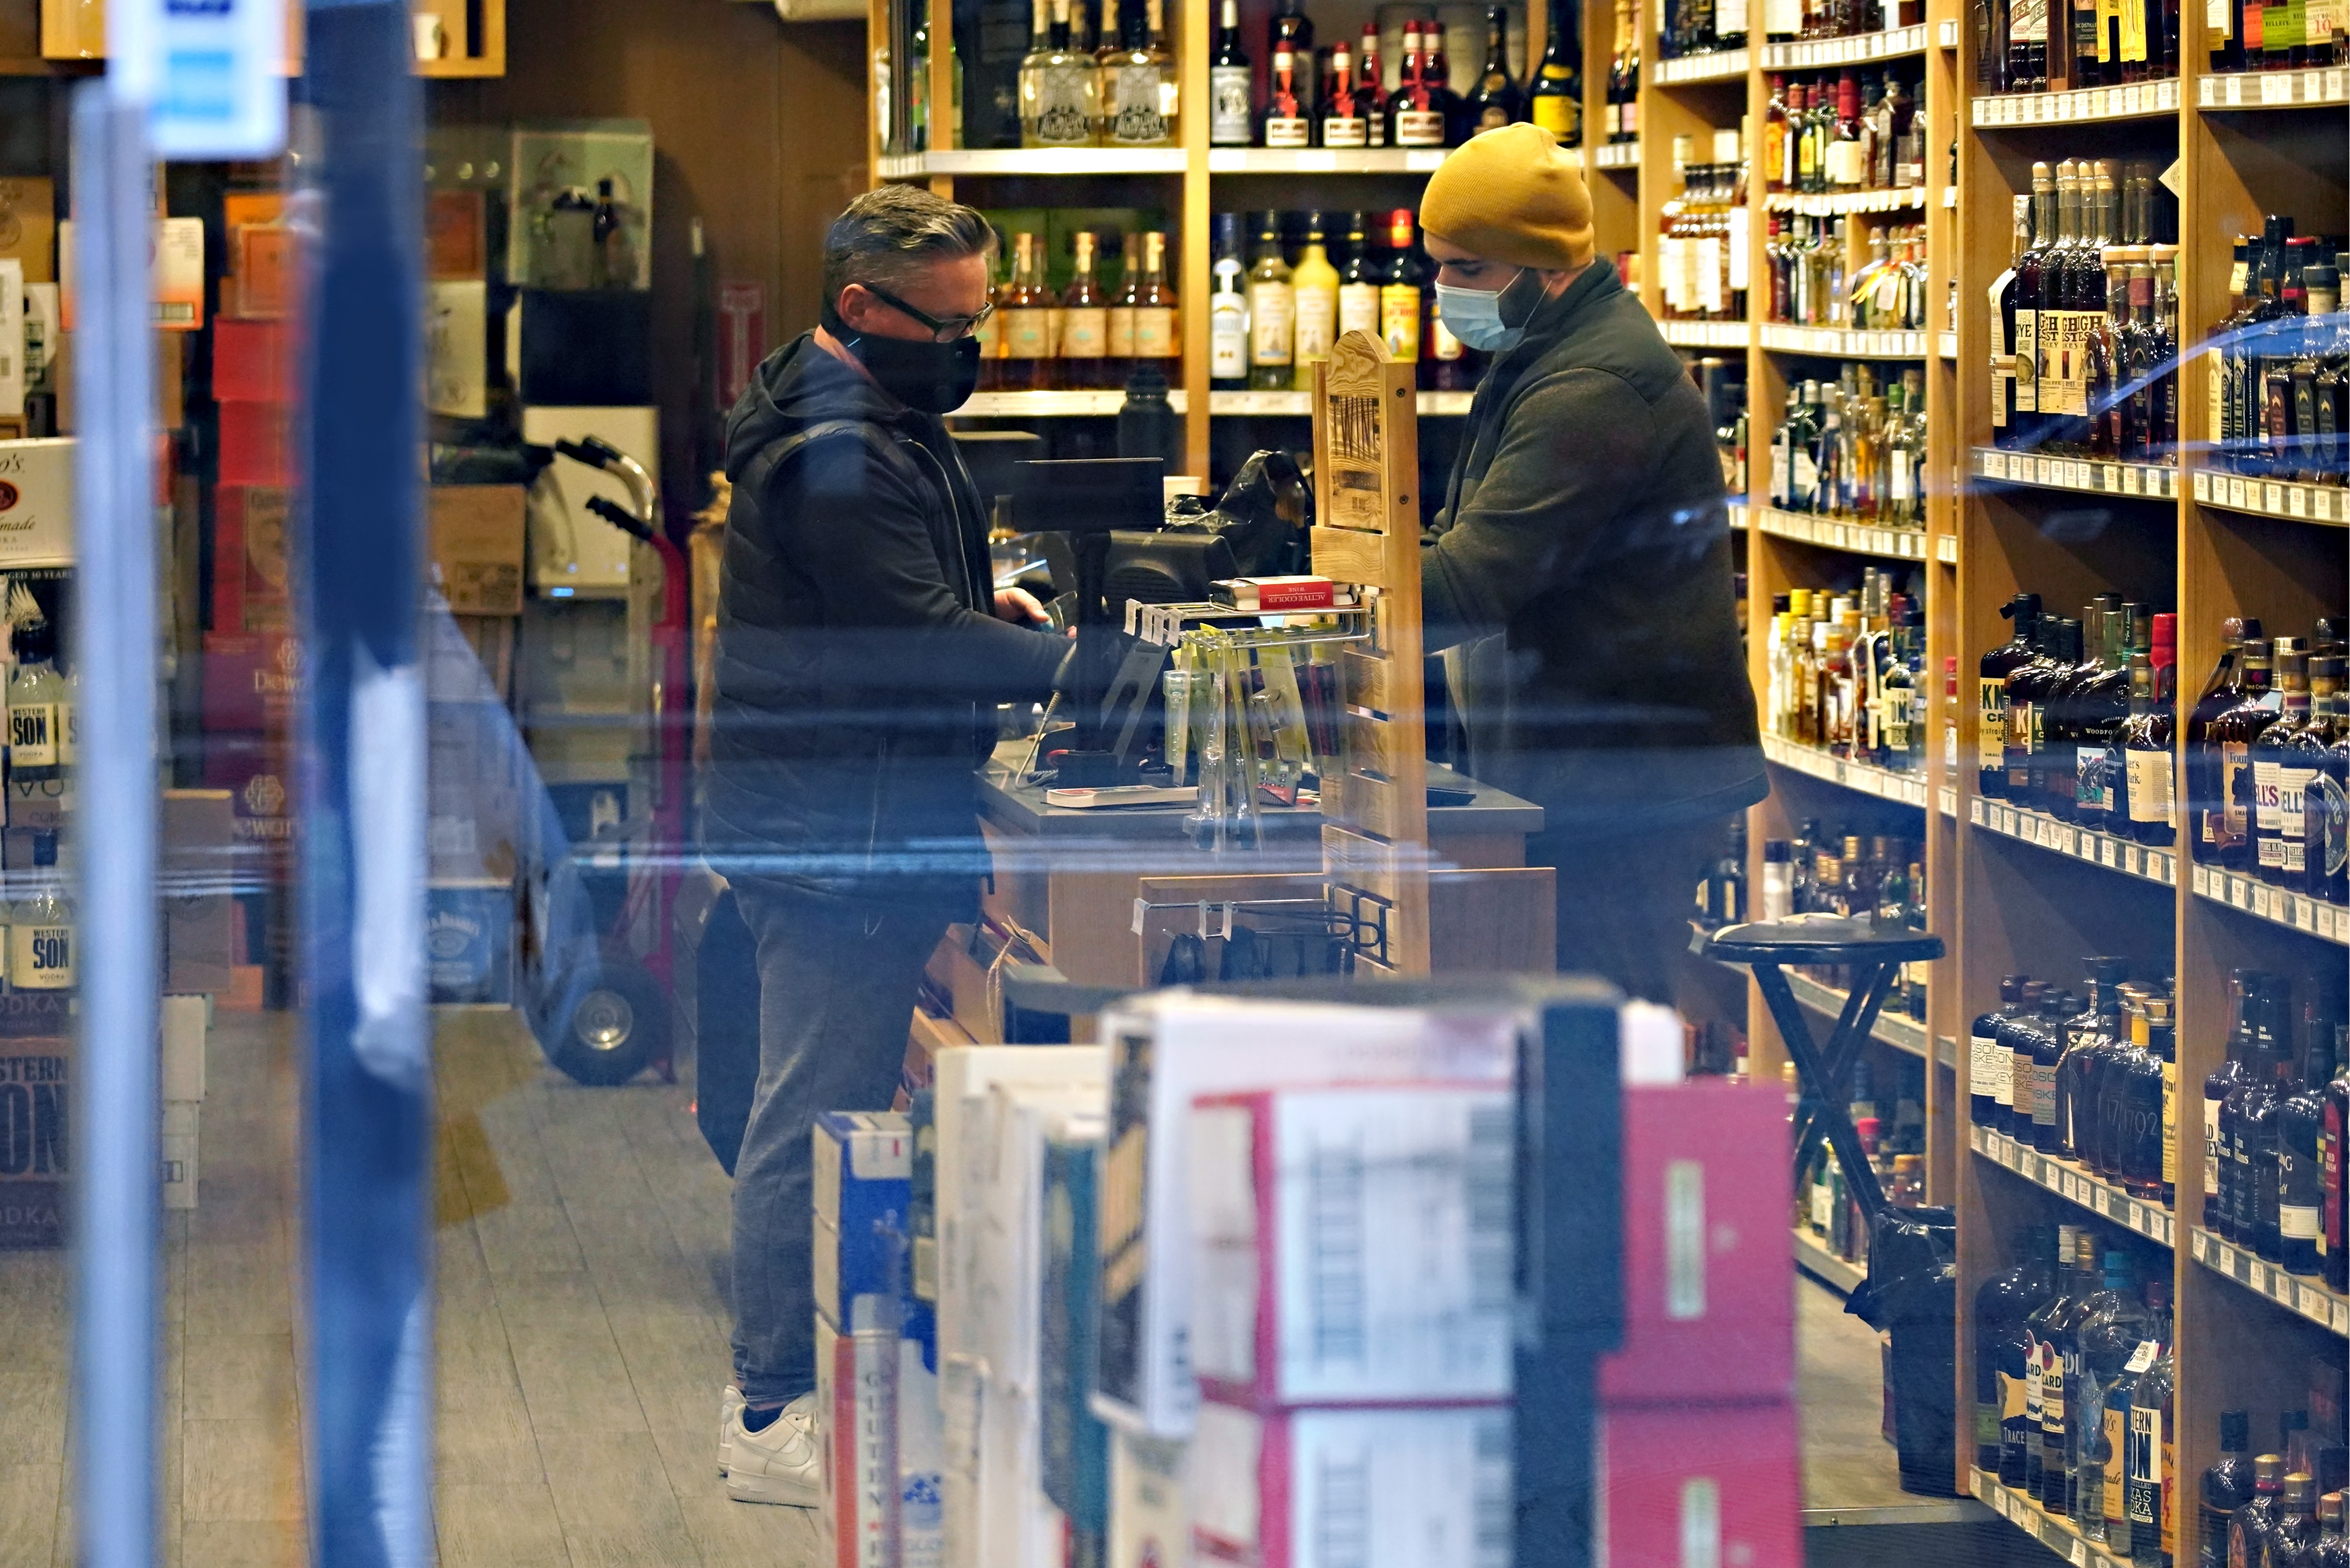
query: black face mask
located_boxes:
[822,302,981,414]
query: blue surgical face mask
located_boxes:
[1434,266,1548,353]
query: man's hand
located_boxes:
[994,586,1051,626]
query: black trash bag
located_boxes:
[1201,449,1313,577]
[1848,1204,1960,1498]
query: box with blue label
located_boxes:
[814,1110,913,1329]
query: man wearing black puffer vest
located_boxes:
[703,186,1065,1505]
[1418,123,1768,1004]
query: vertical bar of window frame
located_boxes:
[68,81,160,1568]
[299,4,432,1564]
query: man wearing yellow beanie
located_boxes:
[1418,123,1764,1003]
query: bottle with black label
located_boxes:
[1207,0,1252,144]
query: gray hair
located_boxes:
[822,186,998,308]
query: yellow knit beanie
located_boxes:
[1421,122,1596,272]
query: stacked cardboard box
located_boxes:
[160,995,207,1211]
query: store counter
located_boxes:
[971,741,1546,990]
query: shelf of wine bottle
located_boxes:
[1763,185,1928,216]
[1207,390,1474,417]
[1967,77,2183,126]
[1760,734,1933,809]
[2187,1229,2350,1335]
[1654,46,1752,84]
[1973,447,2183,500]
[2196,65,2350,108]
[2189,467,2350,527]
[1760,23,1932,69]
[1970,1470,2140,1568]
[1968,795,2181,888]
[1749,502,1936,561]
[1968,1124,2179,1247]
[874,148,1190,179]
[956,390,1191,417]
[1786,966,1941,1061]
[1794,1226,1869,1293]
[1760,324,1930,357]
[1657,317,1749,348]
[2189,863,2350,945]
[1204,147,1451,174]
[1592,140,1642,170]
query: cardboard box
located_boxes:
[1090,994,1519,1438]
[211,484,292,634]
[0,1031,68,1246]
[1108,1429,1188,1568]
[201,632,302,735]
[1596,1400,1803,1568]
[162,788,237,878]
[161,994,207,1102]
[429,485,526,617]
[216,398,291,486]
[1190,1403,1512,1568]
[427,189,488,281]
[1596,1080,1796,1407]
[196,732,296,863]
[1190,1085,1515,1411]
[213,320,295,404]
[0,437,75,569]
[164,896,236,995]
[161,1101,198,1211]
[817,1312,898,1568]
[0,259,23,420]
[1039,1126,1110,1536]
[59,215,204,332]
[899,1307,946,1568]
[0,178,56,284]
[813,1110,913,1329]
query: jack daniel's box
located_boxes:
[0,994,73,1247]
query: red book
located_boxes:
[1212,575,1349,612]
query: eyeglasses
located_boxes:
[856,282,994,344]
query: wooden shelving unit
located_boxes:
[30,0,503,74]
[863,0,2350,1546]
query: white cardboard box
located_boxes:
[1189,1084,1515,1409]
[1090,995,1519,1437]
[0,438,74,569]
[161,1101,198,1210]
[1108,1427,1190,1568]
[160,994,207,1103]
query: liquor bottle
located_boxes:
[1990,194,2032,446]
[2034,987,2078,1156]
[1263,40,1313,146]
[2121,1288,2174,1568]
[1269,0,1318,120]
[2222,979,2292,1254]
[1467,4,1528,131]
[1245,212,1296,390]
[2074,606,2136,833]
[2188,618,2253,855]
[2297,656,2348,900]
[1421,19,1465,142]
[2316,1493,2350,1568]
[1208,213,1249,389]
[2322,1023,2348,1291]
[1532,0,1584,144]
[2119,990,2177,1205]
[1106,231,1141,367]
[1059,230,1111,388]
[1607,0,1637,141]
[6,830,71,992]
[2077,1251,2148,1543]
[2021,1221,2079,1497]
[1289,213,1341,390]
[1390,20,1448,146]
[2228,1457,2286,1568]
[1208,0,1252,144]
[2041,1225,2098,1510]
[2056,955,2129,1162]
[1335,212,1380,341]
[2278,1016,2335,1277]
[1130,229,1178,377]
[2010,163,2057,446]
[1983,593,2044,798]
[2253,646,2314,885]
[2007,616,2068,806]
[2207,972,2264,1236]
[1379,209,1429,365]
[1020,0,1103,146]
[2203,1413,2258,1563]
[1321,40,1372,145]
[2118,613,2179,846]
[1979,1222,2057,1476]
[2208,637,2285,873]
[1352,23,1389,142]
[1973,975,2027,1128]
[2276,1479,2326,1568]
[1100,0,1177,146]
[7,608,64,797]
[2010,0,2049,90]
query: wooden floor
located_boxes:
[0,1007,820,1568]
[1798,1270,1912,1513]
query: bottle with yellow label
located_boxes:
[1288,213,1341,392]
[1378,209,1428,364]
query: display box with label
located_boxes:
[1595,1399,1803,1568]
[814,1110,914,1329]
[1108,1428,1188,1568]
[212,485,292,634]
[0,178,56,284]
[426,878,512,1006]
[1189,1084,1514,1411]
[0,1029,69,1245]
[429,484,526,617]
[0,438,74,569]
[1596,1079,1795,1407]
[817,1313,899,1568]
[1040,1126,1111,1538]
[1090,995,1518,1438]
[161,1101,199,1211]
[1189,1402,1513,1568]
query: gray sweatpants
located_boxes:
[727,879,951,1406]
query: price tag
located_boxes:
[2062,826,2079,854]
[2123,465,2140,495]
[2263,71,2291,102]
[2073,461,2091,488]
[2270,1271,2292,1302]
[2329,68,2345,99]
[2265,482,2283,512]
[2194,471,2210,499]
[2317,488,2335,520]
[2093,88,2110,115]
[2229,476,2247,508]
[2101,838,2119,867]
[2290,485,2309,518]
[2072,1538,2089,1565]
[2226,74,2244,104]
[1971,798,1985,824]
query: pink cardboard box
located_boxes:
[1597,1078,1796,1407]
[1597,1398,1803,1568]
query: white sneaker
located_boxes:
[726,1392,820,1507]
[717,1384,745,1474]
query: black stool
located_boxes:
[1697,917,1945,1225]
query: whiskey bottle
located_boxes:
[1131,229,1178,378]
[1106,231,1140,365]
[2119,611,2179,846]
[1992,194,2032,447]
[2222,979,2292,1253]
[2252,645,2313,885]
[2227,1457,2287,1568]
[1975,1223,2055,1474]
[1207,0,1252,145]
[2208,637,2285,873]
[2120,1289,2174,1567]
[2076,1251,2148,1543]
[2014,162,2057,445]
[2007,615,2068,805]
[2201,1413,2258,1563]
[1058,230,1111,388]
[2074,606,2135,833]
[1099,0,1177,147]
[2040,1225,2098,1509]
[2277,1014,2334,1276]
[2187,618,2252,854]
[2292,654,2347,900]
[2019,1223,2075,1492]
[1244,212,1296,390]
[1531,0,1584,145]
[1019,0,1103,146]
[2206,971,2263,1236]
[1973,974,2027,1128]
[2322,1033,2348,1289]
[1466,4,1528,131]
[2116,990,2176,1204]
[1983,593,2044,798]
